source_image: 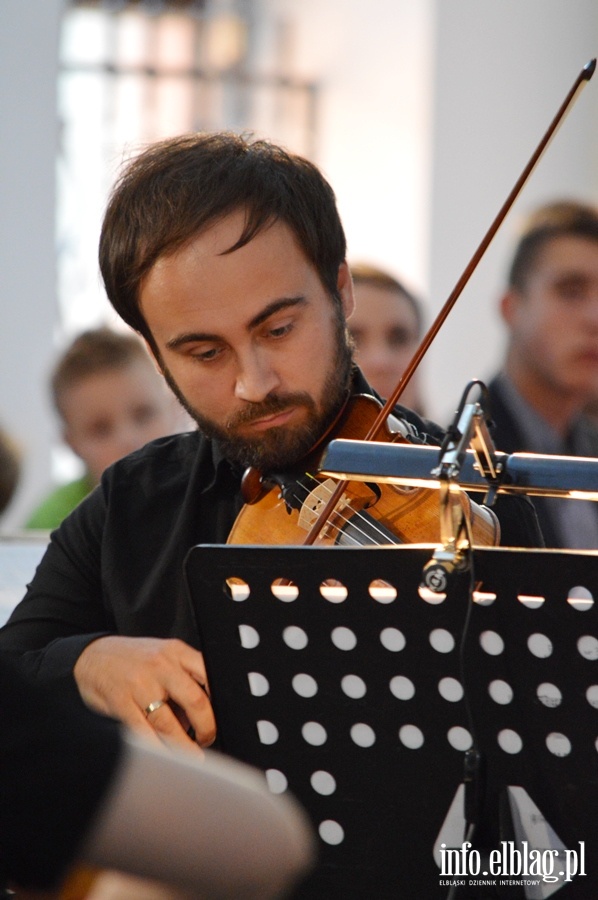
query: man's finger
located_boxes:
[157,678,216,748]
[143,699,204,753]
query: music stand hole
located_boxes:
[247,671,269,696]
[320,581,348,603]
[380,627,406,652]
[429,628,455,654]
[567,586,594,611]
[271,581,299,602]
[228,579,250,601]
[341,674,367,699]
[497,729,523,755]
[480,630,505,656]
[390,675,415,701]
[292,673,318,697]
[368,581,397,603]
[311,771,337,796]
[585,685,598,708]
[528,633,553,658]
[283,625,308,650]
[319,820,344,845]
[265,769,288,794]
[546,732,572,757]
[331,626,357,651]
[257,720,279,744]
[418,585,446,604]
[398,724,424,749]
[536,682,562,708]
[239,623,260,649]
[447,726,472,752]
[473,590,497,605]
[438,677,463,703]
[517,594,545,609]
[488,679,514,705]
[578,635,598,660]
[302,721,327,746]
[351,723,376,747]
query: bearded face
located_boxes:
[139,211,357,474]
[161,307,353,471]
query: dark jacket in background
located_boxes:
[487,376,598,548]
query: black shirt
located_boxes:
[0,369,541,689]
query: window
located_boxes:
[57,0,318,335]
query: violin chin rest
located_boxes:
[241,467,268,505]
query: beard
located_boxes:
[161,311,354,473]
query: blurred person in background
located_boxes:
[0,424,20,519]
[25,328,186,530]
[486,199,598,548]
[349,262,426,415]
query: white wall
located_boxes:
[271,0,435,294]
[0,0,64,530]
[1,0,597,529]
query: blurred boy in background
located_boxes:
[26,328,185,530]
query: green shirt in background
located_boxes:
[25,476,94,531]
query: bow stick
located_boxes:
[305,57,596,546]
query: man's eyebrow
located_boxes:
[247,296,307,330]
[165,296,307,350]
[166,331,220,350]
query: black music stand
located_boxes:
[185,544,598,898]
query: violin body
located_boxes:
[228,395,499,549]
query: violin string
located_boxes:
[286,485,390,546]
[285,474,402,547]
[284,483,362,545]
[301,474,403,545]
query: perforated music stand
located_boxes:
[185,544,598,898]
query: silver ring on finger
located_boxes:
[144,699,167,716]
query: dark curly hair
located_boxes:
[99,132,347,349]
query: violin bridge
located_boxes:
[297,478,353,536]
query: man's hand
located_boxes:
[73,636,216,751]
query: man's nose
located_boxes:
[234,349,281,402]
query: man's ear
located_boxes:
[337,261,355,319]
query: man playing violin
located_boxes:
[0,132,541,750]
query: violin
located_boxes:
[228,59,596,553]
[228,392,499,549]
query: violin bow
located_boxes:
[304,57,596,546]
